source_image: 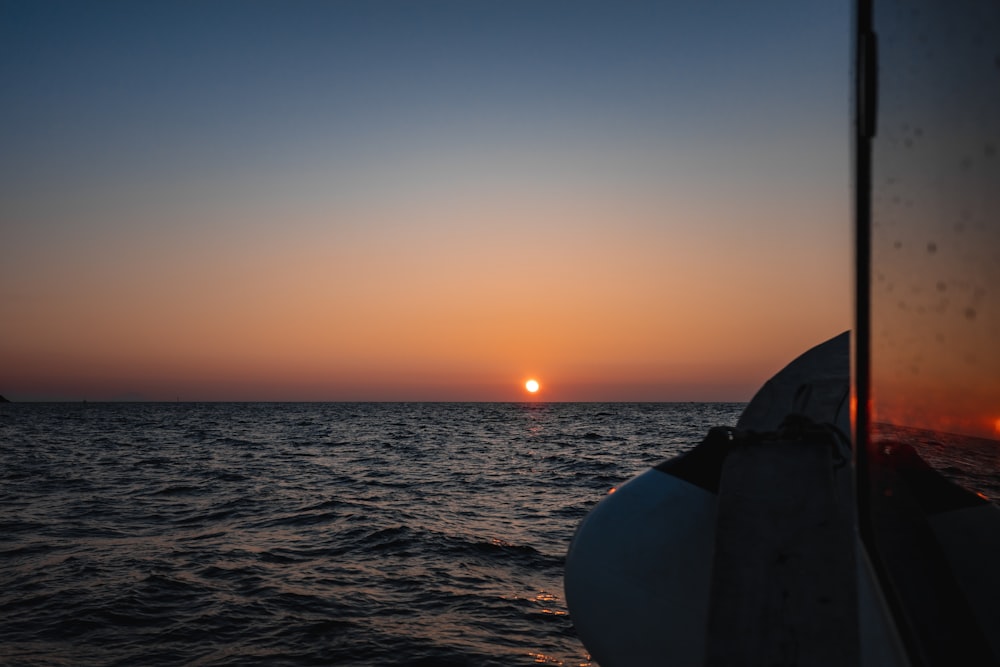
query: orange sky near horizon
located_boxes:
[0,1,852,402]
[3,197,849,402]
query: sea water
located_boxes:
[0,402,743,666]
[872,423,1000,502]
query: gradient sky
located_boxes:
[1,0,852,402]
[868,0,1000,440]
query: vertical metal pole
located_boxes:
[853,0,874,550]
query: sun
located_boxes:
[525,379,540,394]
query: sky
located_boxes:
[1,0,852,402]
[867,0,1000,440]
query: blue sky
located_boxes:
[1,0,852,401]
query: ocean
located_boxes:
[872,422,1000,502]
[0,401,744,666]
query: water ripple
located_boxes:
[0,401,744,665]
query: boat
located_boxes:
[565,330,999,665]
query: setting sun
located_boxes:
[525,379,540,394]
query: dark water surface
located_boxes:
[0,402,744,666]
[873,422,1000,502]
